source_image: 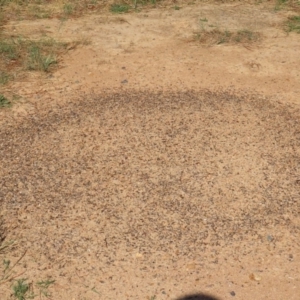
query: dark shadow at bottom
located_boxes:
[175,293,221,300]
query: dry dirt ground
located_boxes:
[1,2,300,300]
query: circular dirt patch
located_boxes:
[1,89,299,299]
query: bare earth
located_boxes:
[1,2,300,300]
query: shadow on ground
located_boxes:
[175,293,221,300]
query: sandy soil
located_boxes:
[0,2,300,300]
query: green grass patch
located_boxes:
[275,0,289,10]
[0,37,68,75]
[0,71,10,84]
[110,3,130,13]
[63,2,74,16]
[12,279,34,300]
[24,38,67,72]
[285,15,300,33]
[0,36,72,84]
[275,0,300,11]
[28,5,51,19]
[10,278,56,299]
[26,44,57,71]
[134,0,158,6]
[0,240,56,297]
[0,0,53,22]
[235,29,258,42]
[0,0,101,23]
[0,38,19,60]
[0,94,12,108]
[36,279,55,298]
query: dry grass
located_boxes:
[1,0,298,26]
[0,0,105,24]
[0,1,299,31]
[275,0,300,11]
[194,28,262,45]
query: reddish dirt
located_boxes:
[0,2,300,300]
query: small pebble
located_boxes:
[230,291,236,296]
[249,273,261,281]
[135,252,143,259]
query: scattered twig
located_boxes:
[0,270,26,286]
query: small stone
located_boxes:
[135,253,143,259]
[121,79,128,84]
[249,273,261,281]
[230,291,236,296]
[186,263,196,270]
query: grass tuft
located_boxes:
[36,279,55,298]
[275,0,288,10]
[0,39,19,60]
[0,71,10,84]
[63,3,74,16]
[194,28,261,45]
[0,94,12,108]
[235,29,258,42]
[275,0,300,11]
[0,36,68,83]
[27,45,57,71]
[110,3,130,13]
[285,15,300,33]
[12,279,34,300]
